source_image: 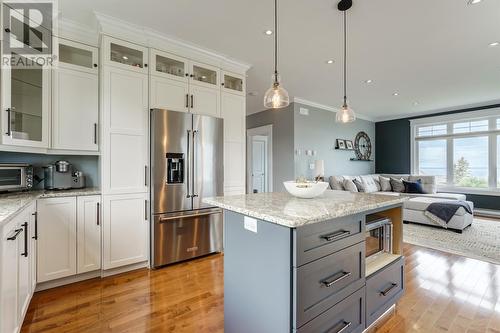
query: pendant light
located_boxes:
[263,0,290,109]
[336,0,356,123]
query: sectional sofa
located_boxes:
[328,174,473,232]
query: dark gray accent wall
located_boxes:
[375,104,500,210]
[247,105,295,192]
[0,152,99,189]
[293,103,375,179]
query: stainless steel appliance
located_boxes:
[365,215,393,257]
[0,163,33,192]
[151,109,223,267]
[44,161,85,190]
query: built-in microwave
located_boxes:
[0,164,33,192]
[365,215,392,257]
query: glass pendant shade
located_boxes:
[336,102,356,123]
[264,76,290,109]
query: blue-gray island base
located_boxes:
[205,191,406,333]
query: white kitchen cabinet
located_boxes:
[58,39,98,74]
[189,84,220,117]
[222,71,245,96]
[103,36,148,74]
[150,76,189,112]
[189,61,219,88]
[77,195,101,273]
[101,66,148,195]
[102,193,148,269]
[29,204,37,294]
[17,214,30,325]
[37,197,77,283]
[150,49,188,82]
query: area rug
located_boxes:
[403,217,500,265]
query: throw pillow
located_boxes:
[360,175,378,193]
[343,179,358,192]
[352,178,365,192]
[390,177,405,193]
[329,176,344,190]
[403,179,424,194]
[379,176,392,191]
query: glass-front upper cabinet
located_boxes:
[149,49,188,82]
[222,72,245,95]
[58,39,98,74]
[189,61,219,88]
[1,55,50,148]
[103,36,148,73]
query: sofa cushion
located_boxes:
[381,174,409,181]
[390,177,405,193]
[360,175,379,193]
[352,178,365,192]
[408,175,436,194]
[343,179,358,192]
[379,176,392,191]
[405,197,474,216]
[329,176,344,190]
[403,179,424,194]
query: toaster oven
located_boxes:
[365,215,393,258]
[0,163,33,192]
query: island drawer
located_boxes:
[296,287,365,333]
[294,241,365,327]
[366,256,404,326]
[294,214,364,267]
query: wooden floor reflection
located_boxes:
[21,243,500,332]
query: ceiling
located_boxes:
[59,0,500,121]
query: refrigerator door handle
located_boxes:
[186,129,192,198]
[192,129,199,198]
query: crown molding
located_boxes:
[94,12,251,74]
[58,17,99,46]
[293,97,375,122]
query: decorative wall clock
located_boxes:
[354,131,372,160]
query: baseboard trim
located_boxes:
[35,270,101,291]
[101,261,149,277]
[363,304,396,333]
[475,209,500,218]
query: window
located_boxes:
[412,109,500,192]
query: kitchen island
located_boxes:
[204,190,407,333]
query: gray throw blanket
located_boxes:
[424,201,472,227]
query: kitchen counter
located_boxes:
[0,187,101,226]
[204,190,406,228]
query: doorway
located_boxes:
[247,125,273,194]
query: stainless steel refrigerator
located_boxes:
[150,109,223,268]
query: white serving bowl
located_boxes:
[283,181,329,199]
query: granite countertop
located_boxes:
[204,190,407,228]
[0,188,101,227]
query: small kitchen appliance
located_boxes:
[0,163,33,192]
[44,161,85,190]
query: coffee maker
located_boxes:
[44,161,85,190]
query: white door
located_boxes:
[77,195,101,273]
[150,76,189,112]
[189,84,220,117]
[102,193,148,269]
[52,67,99,151]
[252,137,267,193]
[1,218,20,333]
[17,211,30,322]
[102,67,148,195]
[37,197,77,282]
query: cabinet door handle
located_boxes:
[32,212,38,240]
[185,94,189,108]
[5,108,12,136]
[144,165,148,186]
[93,123,97,144]
[321,230,350,242]
[21,222,28,257]
[326,320,352,333]
[190,94,194,109]
[321,271,352,288]
[380,283,398,296]
[96,202,100,226]
[144,200,148,221]
[7,228,22,241]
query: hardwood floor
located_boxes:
[22,244,500,333]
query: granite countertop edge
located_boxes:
[0,188,101,227]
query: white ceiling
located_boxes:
[59,0,500,121]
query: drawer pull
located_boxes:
[326,320,352,333]
[321,230,350,242]
[380,283,397,296]
[321,271,352,288]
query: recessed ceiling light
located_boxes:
[264,30,273,35]
[413,101,419,106]
[489,42,499,47]
[393,92,399,96]
[364,79,372,84]
[467,0,481,4]
[122,56,128,60]
[326,60,334,64]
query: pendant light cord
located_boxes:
[343,10,347,104]
[274,0,278,83]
